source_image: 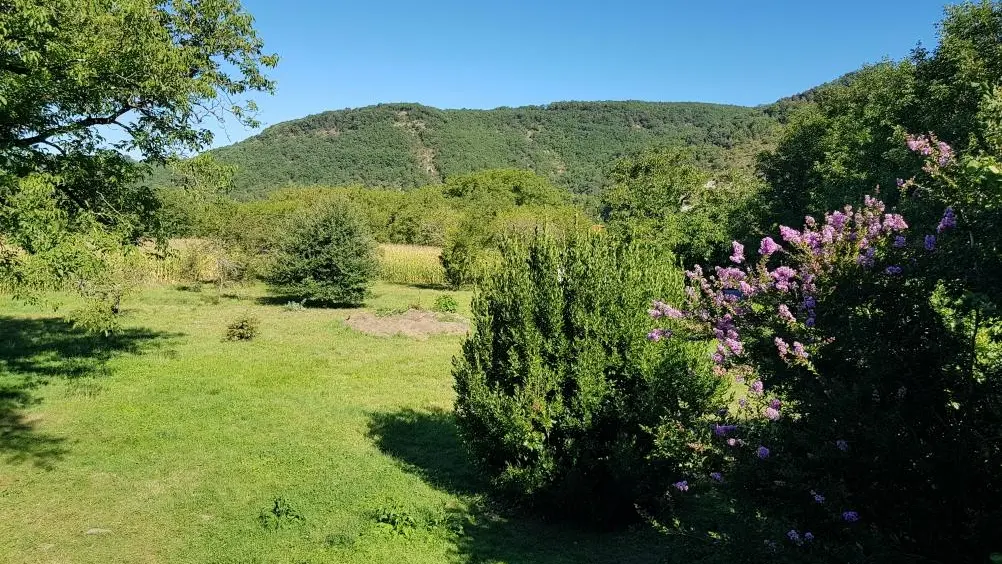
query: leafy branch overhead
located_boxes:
[1,0,278,167]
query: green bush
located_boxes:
[225,314,259,341]
[432,294,458,313]
[439,227,480,289]
[453,231,725,524]
[266,199,378,306]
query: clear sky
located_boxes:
[210,0,954,147]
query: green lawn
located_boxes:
[0,282,673,563]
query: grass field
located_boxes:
[0,282,672,563]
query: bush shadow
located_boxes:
[0,315,178,468]
[253,294,359,309]
[367,408,676,564]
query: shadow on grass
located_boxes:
[253,294,360,308]
[368,408,676,564]
[0,316,177,468]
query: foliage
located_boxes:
[258,497,304,530]
[651,141,1002,562]
[439,221,483,289]
[374,504,418,536]
[0,0,275,326]
[602,147,764,265]
[432,294,458,314]
[198,101,778,198]
[225,313,259,341]
[266,200,378,306]
[453,231,726,524]
[758,1,1002,229]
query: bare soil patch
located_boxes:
[344,309,468,339]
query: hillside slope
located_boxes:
[208,101,777,198]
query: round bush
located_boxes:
[453,231,725,524]
[266,200,378,306]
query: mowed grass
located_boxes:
[0,282,673,563]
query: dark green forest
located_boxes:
[201,101,778,197]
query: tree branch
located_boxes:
[13,105,134,148]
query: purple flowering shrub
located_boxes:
[650,138,1002,562]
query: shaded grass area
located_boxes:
[368,408,677,564]
[0,316,177,468]
[0,284,672,563]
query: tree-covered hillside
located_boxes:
[207,101,777,198]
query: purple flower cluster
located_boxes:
[649,300,685,320]
[770,266,798,292]
[759,236,781,256]
[644,136,968,543]
[907,133,956,171]
[778,304,796,323]
[714,423,738,437]
[937,206,956,233]
[673,480,689,492]
[730,241,745,264]
[646,328,671,342]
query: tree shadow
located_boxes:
[367,408,677,564]
[253,294,359,309]
[0,316,178,468]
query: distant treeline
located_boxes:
[195,101,777,198]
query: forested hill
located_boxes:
[207,101,778,198]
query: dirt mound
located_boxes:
[344,309,468,339]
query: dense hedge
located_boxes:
[453,231,726,523]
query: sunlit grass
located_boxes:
[0,283,671,563]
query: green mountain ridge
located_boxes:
[206,100,779,198]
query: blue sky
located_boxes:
[210,0,953,147]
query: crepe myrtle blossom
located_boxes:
[925,234,936,251]
[759,236,782,256]
[764,407,781,421]
[673,480,689,492]
[779,225,802,244]
[771,266,797,292]
[714,424,738,437]
[647,328,671,342]
[938,207,957,233]
[756,446,770,459]
[778,304,796,323]
[787,530,803,545]
[792,342,808,360]
[730,241,745,264]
